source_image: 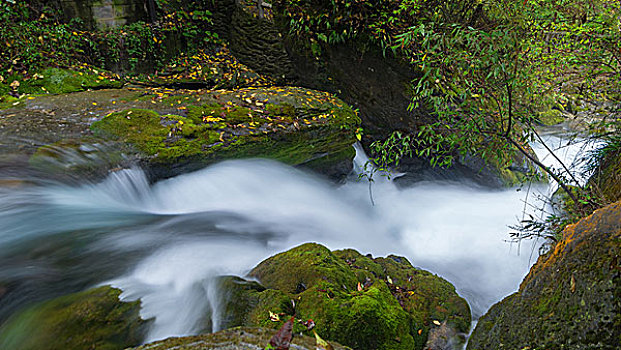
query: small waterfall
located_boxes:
[0,134,600,343]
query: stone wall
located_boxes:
[59,0,150,29]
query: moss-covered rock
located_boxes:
[216,276,293,331]
[467,200,621,350]
[589,148,621,204]
[221,243,470,350]
[0,95,20,110]
[17,68,123,95]
[128,326,351,350]
[0,285,150,350]
[91,86,360,180]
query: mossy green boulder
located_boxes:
[219,243,471,350]
[91,86,360,180]
[0,285,150,350]
[216,276,293,330]
[467,200,621,350]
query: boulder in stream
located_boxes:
[218,243,471,350]
[0,285,150,350]
[467,200,621,349]
[90,86,360,181]
[0,84,359,182]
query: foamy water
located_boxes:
[0,133,600,343]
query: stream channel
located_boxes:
[0,129,600,344]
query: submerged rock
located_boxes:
[129,326,350,350]
[467,200,621,349]
[0,285,150,350]
[219,243,471,350]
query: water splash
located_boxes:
[0,135,597,342]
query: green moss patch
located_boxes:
[222,243,472,350]
[536,109,566,126]
[91,108,220,164]
[467,201,621,349]
[0,286,149,350]
[90,87,360,179]
[17,68,123,95]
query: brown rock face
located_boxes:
[467,200,621,350]
[129,327,351,350]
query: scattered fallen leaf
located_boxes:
[357,282,362,291]
[266,317,294,350]
[269,311,280,322]
[314,331,334,350]
[570,274,576,293]
[432,320,441,326]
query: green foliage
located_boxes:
[0,3,92,76]
[88,22,160,71]
[155,0,220,49]
[0,1,220,82]
[586,118,621,174]
[367,0,619,186]
[279,0,480,49]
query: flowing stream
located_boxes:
[0,132,600,344]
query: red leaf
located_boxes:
[268,317,294,350]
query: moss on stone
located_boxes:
[250,243,359,294]
[188,104,255,125]
[238,243,470,350]
[537,109,566,126]
[589,149,621,203]
[0,95,19,110]
[374,256,471,335]
[18,68,123,95]
[91,108,221,164]
[0,285,149,350]
[467,200,621,350]
[217,276,293,330]
[90,87,360,180]
[266,103,296,118]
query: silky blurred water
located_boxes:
[0,133,600,343]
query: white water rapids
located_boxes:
[0,132,601,343]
